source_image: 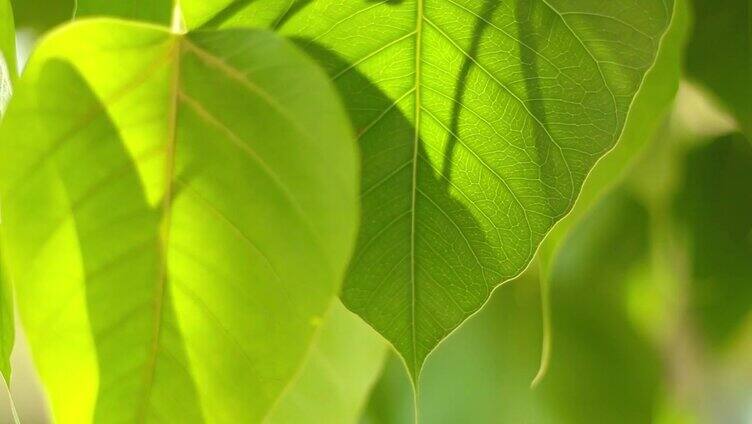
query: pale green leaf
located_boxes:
[0,19,358,422]
[183,0,676,379]
[267,301,387,424]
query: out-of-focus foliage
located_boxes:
[74,0,172,24]
[673,134,752,348]
[9,0,72,32]
[685,0,751,135]
[0,0,14,107]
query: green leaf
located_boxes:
[11,0,173,31]
[538,0,689,267]
[267,301,387,424]
[531,1,688,381]
[10,0,73,32]
[0,0,15,109]
[673,133,752,348]
[183,0,676,379]
[0,19,358,422]
[74,0,173,24]
[0,0,15,381]
[685,0,751,135]
[362,189,662,423]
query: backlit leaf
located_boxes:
[0,19,358,422]
[0,0,15,380]
[267,301,387,424]
[183,0,677,379]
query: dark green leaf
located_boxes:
[75,0,173,24]
[673,133,752,347]
[685,0,751,135]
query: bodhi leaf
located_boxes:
[538,0,688,267]
[267,301,388,424]
[685,0,751,135]
[0,19,358,423]
[184,0,677,379]
[532,0,687,384]
[363,189,661,424]
[0,0,15,381]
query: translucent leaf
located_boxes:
[182,0,677,379]
[0,20,358,422]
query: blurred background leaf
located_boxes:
[684,0,751,135]
[9,0,72,33]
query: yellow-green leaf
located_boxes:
[0,19,358,422]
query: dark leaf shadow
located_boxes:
[440,0,501,189]
[39,60,204,421]
[515,2,563,214]
[200,0,258,29]
[291,37,492,373]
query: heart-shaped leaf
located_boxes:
[183,0,677,380]
[0,19,358,422]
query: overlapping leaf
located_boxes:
[267,301,387,424]
[183,0,677,379]
[0,20,358,422]
[0,0,15,381]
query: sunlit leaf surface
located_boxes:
[267,301,387,424]
[0,0,15,380]
[183,0,677,378]
[0,20,358,422]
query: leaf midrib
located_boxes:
[409,0,423,377]
[136,35,181,423]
